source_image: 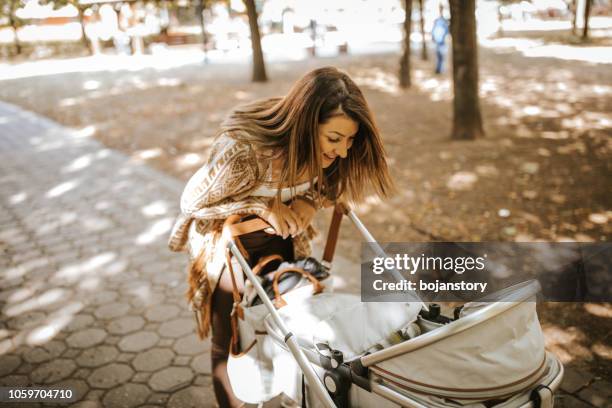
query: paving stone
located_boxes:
[561,367,594,393]
[93,302,130,319]
[66,329,107,348]
[156,318,190,339]
[62,348,81,358]
[87,291,119,306]
[173,355,191,366]
[8,311,47,330]
[0,338,13,355]
[118,331,159,352]
[101,383,150,408]
[148,367,193,392]
[31,359,77,384]
[53,378,89,402]
[107,316,145,335]
[84,389,105,401]
[173,334,210,356]
[64,314,94,332]
[130,292,166,308]
[71,402,102,408]
[193,375,210,386]
[159,338,174,347]
[132,372,152,383]
[143,322,158,331]
[105,335,120,345]
[578,380,612,408]
[132,348,175,372]
[0,374,30,387]
[115,352,134,363]
[73,368,92,379]
[145,304,180,322]
[191,354,212,375]
[556,393,597,408]
[147,392,170,405]
[167,385,215,408]
[0,354,21,376]
[87,364,134,389]
[16,361,35,374]
[23,340,66,364]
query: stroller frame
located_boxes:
[225,204,564,408]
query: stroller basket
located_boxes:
[225,205,564,408]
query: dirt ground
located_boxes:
[1,33,610,378]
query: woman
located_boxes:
[168,66,394,407]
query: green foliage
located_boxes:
[0,0,25,28]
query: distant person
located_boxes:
[432,6,450,74]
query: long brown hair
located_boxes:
[220,66,394,204]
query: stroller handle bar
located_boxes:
[223,202,429,407]
[228,240,337,408]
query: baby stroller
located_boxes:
[223,204,564,408]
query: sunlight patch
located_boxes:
[9,192,27,205]
[46,180,78,198]
[142,201,169,217]
[63,154,93,172]
[136,217,174,245]
[73,125,96,139]
[447,171,478,191]
[83,80,101,90]
[135,148,163,160]
[177,153,203,169]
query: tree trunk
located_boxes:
[8,0,21,56]
[449,0,484,140]
[197,0,208,63]
[8,16,21,55]
[244,0,267,82]
[582,0,591,39]
[571,0,578,35]
[77,6,92,55]
[399,0,413,88]
[419,0,427,60]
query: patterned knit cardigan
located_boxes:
[168,133,320,338]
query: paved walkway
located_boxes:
[0,101,213,407]
[0,102,609,408]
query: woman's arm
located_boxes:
[179,139,300,237]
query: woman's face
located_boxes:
[318,114,359,168]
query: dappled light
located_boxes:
[446,171,478,191]
[0,100,195,393]
[353,67,400,96]
[0,4,610,404]
[135,217,174,246]
[43,184,75,205]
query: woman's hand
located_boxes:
[262,203,301,239]
[290,198,317,232]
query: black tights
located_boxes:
[211,265,245,408]
[210,224,294,408]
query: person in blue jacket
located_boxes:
[432,5,450,74]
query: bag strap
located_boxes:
[226,217,270,238]
[225,249,244,319]
[272,267,324,308]
[252,254,283,276]
[225,248,283,353]
[222,202,349,266]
